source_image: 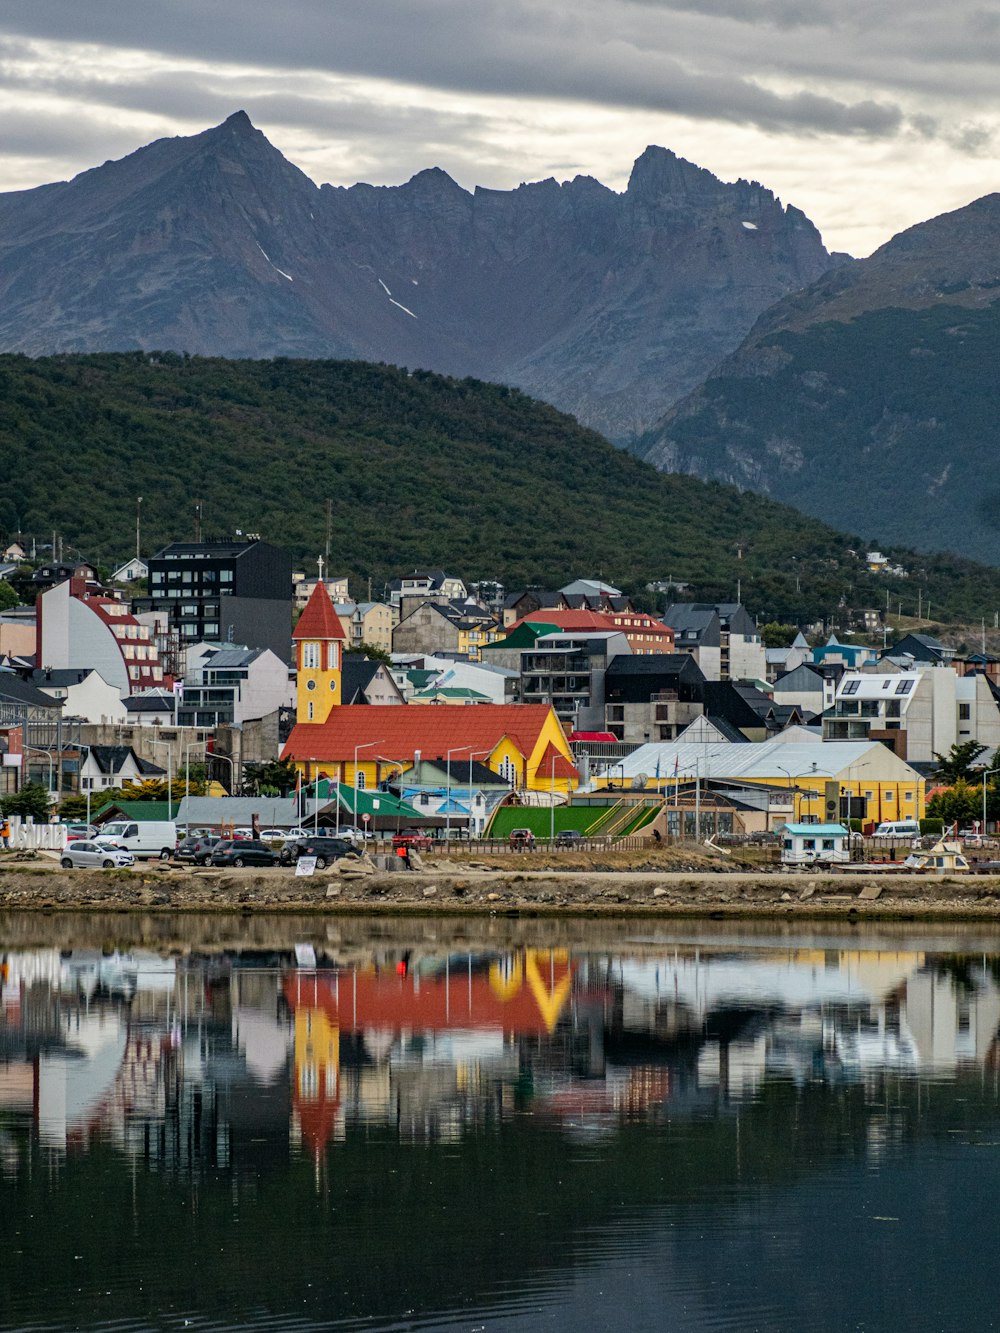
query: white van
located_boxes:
[874,820,920,838]
[95,820,177,861]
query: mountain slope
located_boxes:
[1,352,1000,625]
[0,114,837,441]
[641,194,1000,560]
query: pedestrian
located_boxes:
[0,816,9,850]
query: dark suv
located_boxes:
[279,835,355,869]
[210,839,278,868]
[174,834,220,866]
[555,830,584,849]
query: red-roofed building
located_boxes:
[281,702,580,794]
[294,581,348,724]
[510,608,674,655]
[36,576,165,695]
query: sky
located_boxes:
[0,1,998,256]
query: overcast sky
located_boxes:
[1,1,998,255]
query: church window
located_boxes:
[302,642,320,670]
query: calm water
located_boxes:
[4,913,1000,1332]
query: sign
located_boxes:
[361,813,371,824]
[295,856,318,877]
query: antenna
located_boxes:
[325,498,332,566]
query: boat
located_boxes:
[902,839,970,873]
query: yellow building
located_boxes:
[294,580,347,725]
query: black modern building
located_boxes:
[138,539,292,663]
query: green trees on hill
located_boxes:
[2,351,1000,624]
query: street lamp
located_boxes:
[445,745,479,843]
[22,744,54,799]
[353,740,384,835]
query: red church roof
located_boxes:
[281,703,566,767]
[536,741,580,782]
[293,580,347,642]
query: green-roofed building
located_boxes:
[93,800,181,824]
[480,621,559,672]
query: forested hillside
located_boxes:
[2,352,998,624]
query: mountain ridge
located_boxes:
[0,113,838,440]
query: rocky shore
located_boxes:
[2,850,1000,919]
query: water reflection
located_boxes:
[4,920,1000,1330]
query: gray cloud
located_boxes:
[0,0,988,144]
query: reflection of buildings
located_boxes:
[7,939,1000,1178]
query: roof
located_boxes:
[414,758,503,785]
[704,715,750,744]
[783,824,849,836]
[411,686,491,701]
[536,741,580,782]
[282,703,567,767]
[124,693,176,713]
[0,673,65,709]
[601,738,921,784]
[153,539,261,559]
[175,796,301,826]
[605,653,700,678]
[568,731,619,742]
[201,647,263,670]
[87,745,166,776]
[93,801,181,822]
[294,580,348,643]
[342,656,382,701]
[29,668,97,687]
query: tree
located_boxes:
[243,758,299,797]
[0,579,18,611]
[346,642,392,665]
[1,783,53,822]
[759,622,799,649]
[927,779,981,826]
[931,741,988,784]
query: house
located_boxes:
[597,737,926,825]
[31,561,97,591]
[560,578,623,599]
[36,575,166,695]
[111,557,148,584]
[387,569,468,613]
[139,538,293,663]
[781,823,850,865]
[177,645,294,729]
[0,671,68,796]
[79,745,166,794]
[410,686,492,705]
[293,573,350,612]
[348,602,393,655]
[823,663,1000,763]
[28,668,128,725]
[396,757,513,835]
[771,663,834,718]
[519,631,631,731]
[507,608,675,657]
[392,601,500,661]
[2,542,26,563]
[883,633,954,665]
[812,635,879,670]
[663,602,765,682]
[341,656,405,705]
[765,631,812,683]
[281,703,579,796]
[603,654,706,742]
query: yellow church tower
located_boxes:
[294,575,348,725]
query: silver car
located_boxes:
[61,840,135,870]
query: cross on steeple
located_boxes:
[317,554,325,582]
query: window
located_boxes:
[895,680,914,694]
[803,839,816,850]
[302,642,320,670]
[822,839,835,851]
[307,701,314,720]
[356,770,366,790]
[904,791,914,802]
[327,643,339,670]
[842,679,861,695]
[959,703,971,720]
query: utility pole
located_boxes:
[136,496,143,561]
[324,498,332,567]
[194,501,202,542]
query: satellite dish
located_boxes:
[631,773,649,790]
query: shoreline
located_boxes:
[4,860,1000,921]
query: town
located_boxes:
[2,532,997,862]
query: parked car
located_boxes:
[555,830,584,848]
[174,835,220,866]
[279,835,356,868]
[210,839,278,868]
[61,823,97,842]
[392,829,434,852]
[509,828,535,849]
[61,841,135,870]
[93,820,177,860]
[340,824,375,842]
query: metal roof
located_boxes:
[601,739,920,783]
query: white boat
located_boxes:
[902,839,970,873]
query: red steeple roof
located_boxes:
[293,580,347,642]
